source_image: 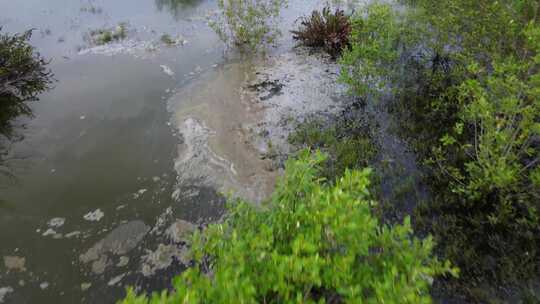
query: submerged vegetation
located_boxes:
[87,24,127,46]
[121,151,456,303]
[289,104,376,181]
[209,0,287,52]
[292,6,351,58]
[0,28,52,139]
[155,0,202,20]
[339,0,540,300]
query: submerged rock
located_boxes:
[0,287,13,303]
[80,282,92,291]
[47,217,66,228]
[3,256,26,272]
[107,273,126,286]
[42,228,62,238]
[133,189,147,199]
[83,209,104,222]
[65,231,81,238]
[160,65,175,77]
[117,256,130,267]
[141,244,188,277]
[80,221,149,274]
[91,255,110,275]
[166,219,196,243]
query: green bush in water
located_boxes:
[0,28,52,138]
[339,0,540,297]
[120,150,455,303]
[209,0,286,52]
[288,119,376,182]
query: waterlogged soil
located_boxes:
[0,0,340,303]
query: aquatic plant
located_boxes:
[209,0,287,52]
[288,112,376,181]
[291,6,351,58]
[80,4,103,14]
[160,34,176,46]
[0,28,52,138]
[339,1,540,301]
[155,0,202,20]
[88,23,127,46]
[120,151,456,303]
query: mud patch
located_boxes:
[247,50,346,159]
[79,220,149,274]
[166,219,196,243]
[141,244,189,277]
[170,62,279,203]
[3,256,26,272]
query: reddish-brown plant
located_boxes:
[291,7,351,58]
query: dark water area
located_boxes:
[0,0,227,302]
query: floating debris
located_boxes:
[80,221,149,274]
[150,207,173,235]
[47,217,65,228]
[42,228,62,238]
[83,209,104,222]
[65,231,81,238]
[107,273,126,286]
[133,189,147,199]
[160,65,175,77]
[80,283,92,292]
[3,256,26,272]
[141,244,188,277]
[0,287,13,303]
[39,282,49,290]
[117,256,129,267]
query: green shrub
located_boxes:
[160,34,175,45]
[291,6,352,58]
[0,28,52,138]
[289,117,376,182]
[88,24,127,46]
[339,0,540,295]
[209,0,286,52]
[120,151,455,303]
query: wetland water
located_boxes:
[0,0,333,302]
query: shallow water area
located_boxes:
[0,0,226,303]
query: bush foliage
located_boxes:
[120,151,455,303]
[288,106,376,182]
[292,6,351,58]
[339,0,540,295]
[209,0,287,52]
[0,28,52,138]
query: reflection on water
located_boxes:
[154,0,203,20]
[0,28,54,179]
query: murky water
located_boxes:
[0,0,226,302]
[0,0,332,303]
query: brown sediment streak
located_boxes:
[170,61,278,203]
